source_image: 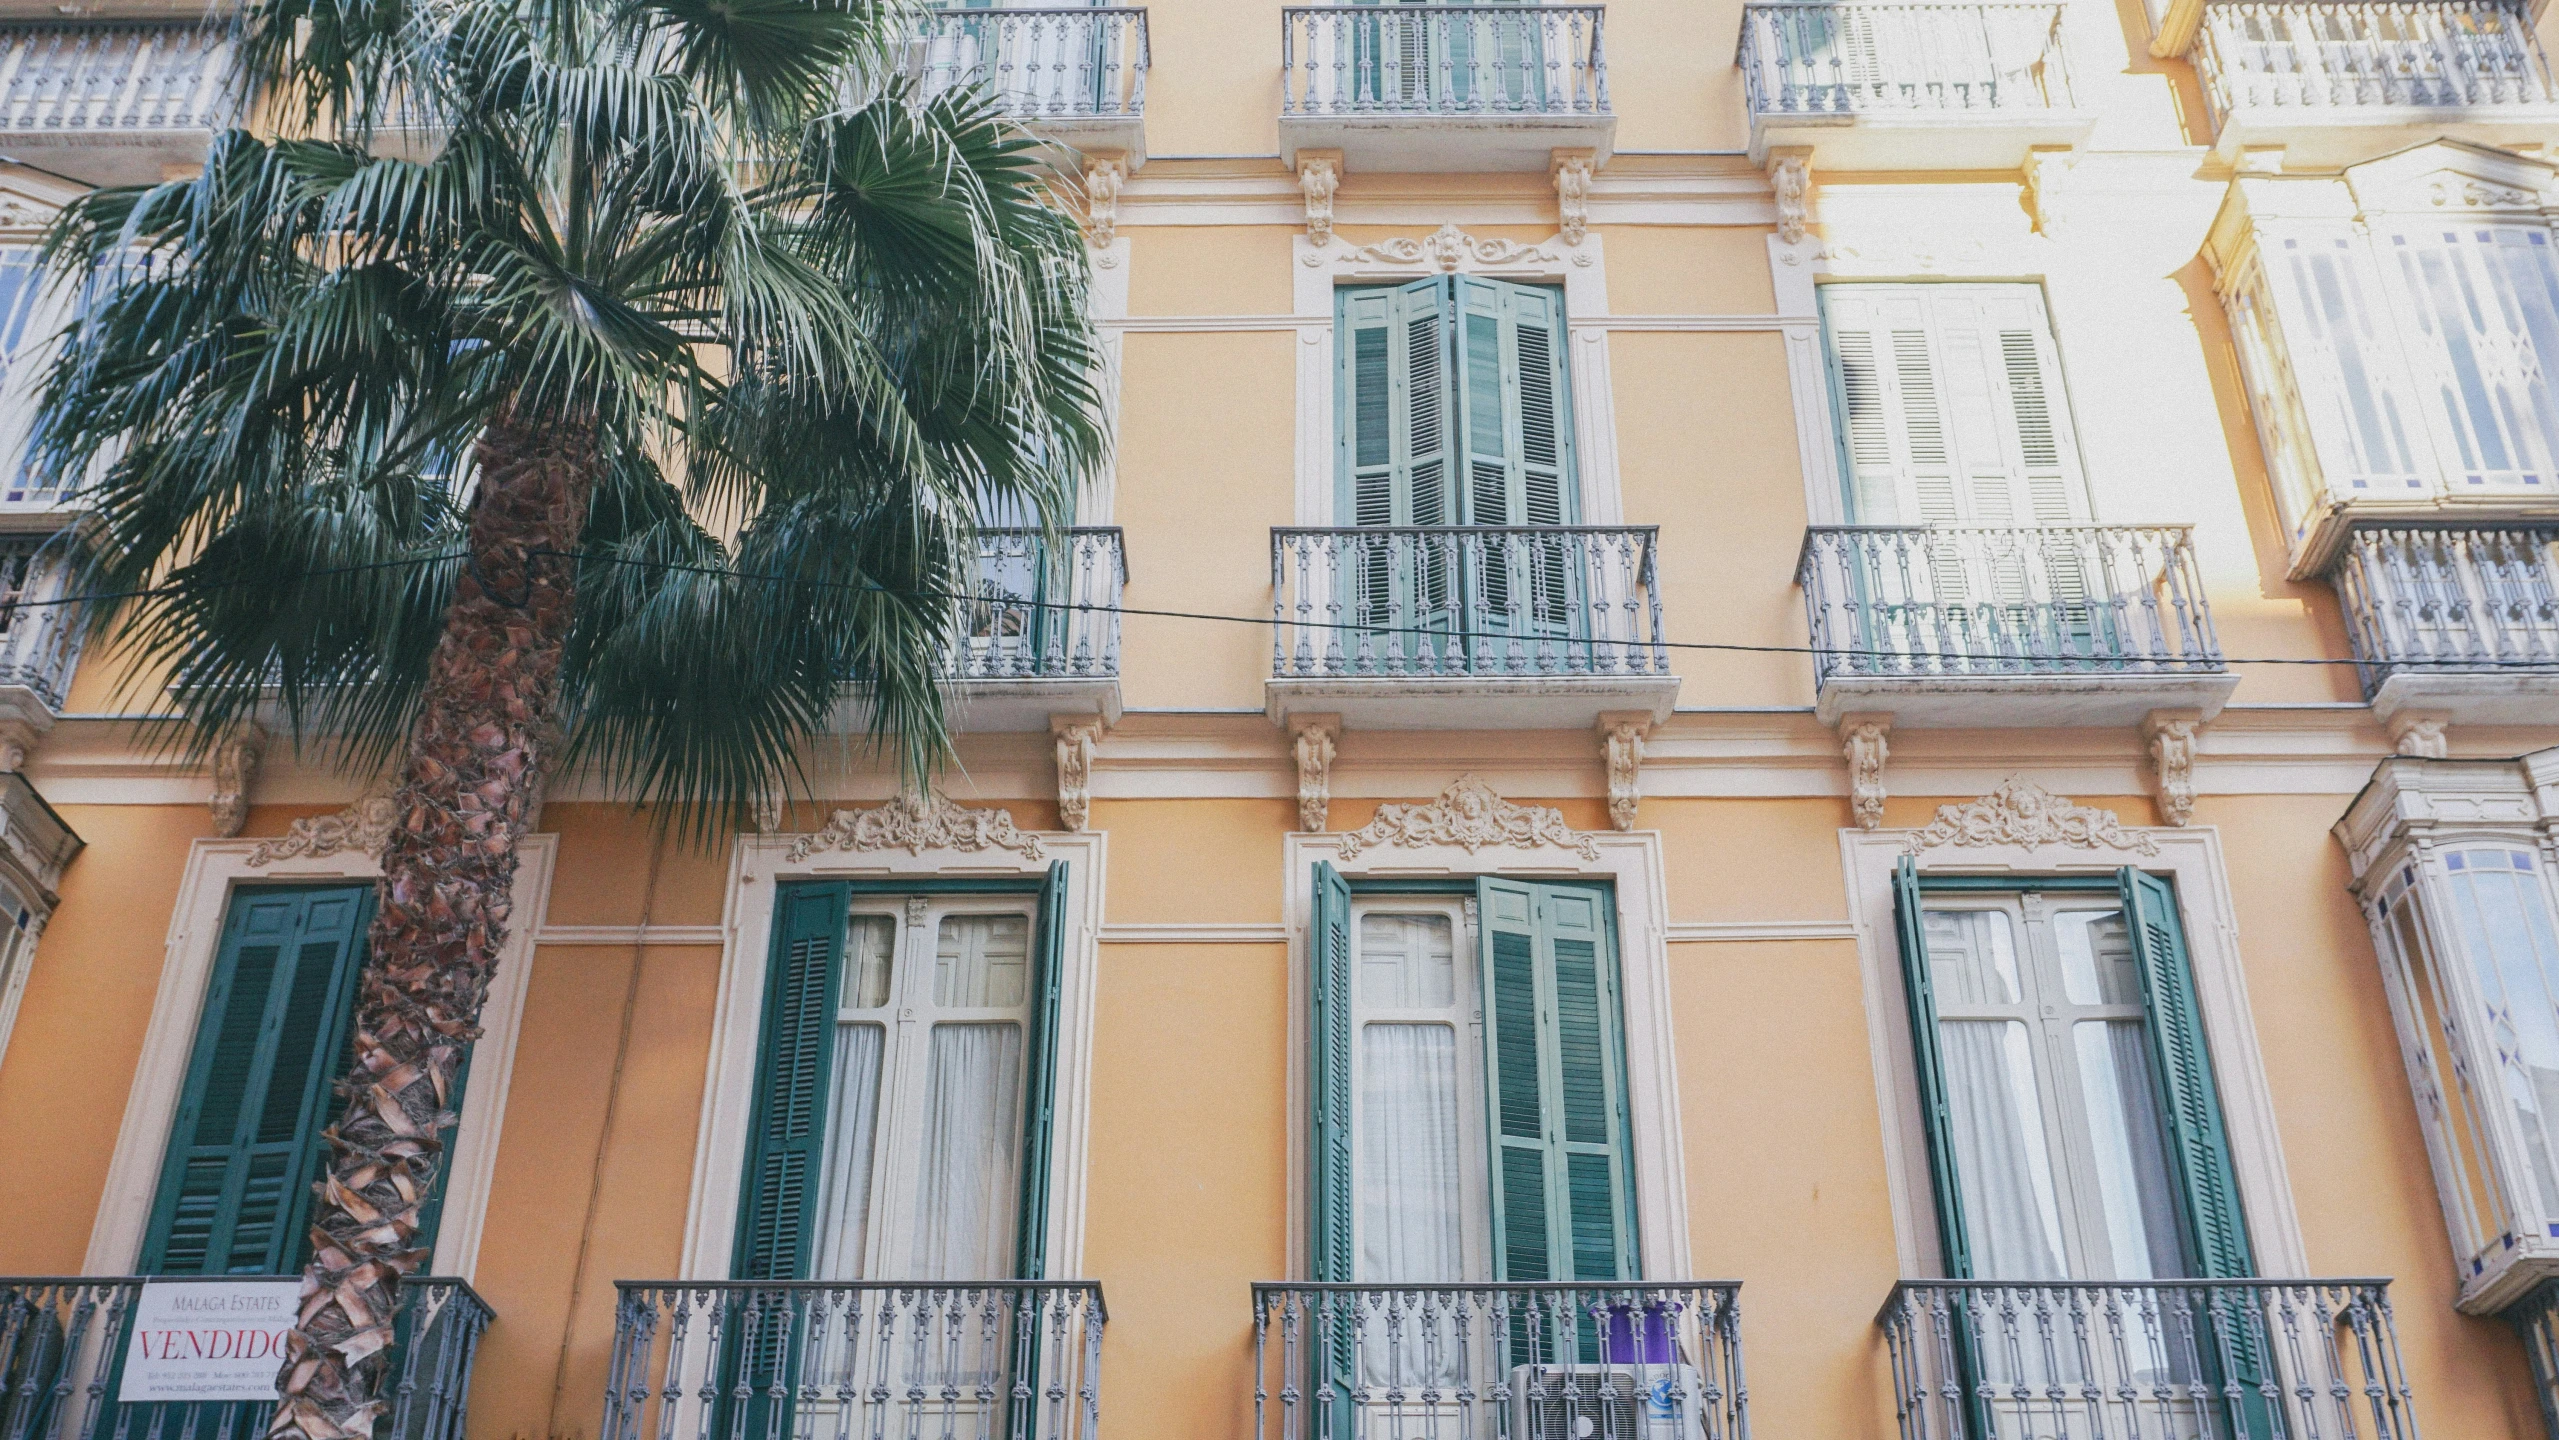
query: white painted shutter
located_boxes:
[1819,283,2087,528]
[2257,232,2432,499]
[2378,221,2559,493]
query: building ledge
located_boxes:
[2368,670,2559,727]
[1746,109,2093,169]
[1277,113,1613,173]
[939,677,1121,733]
[1266,673,1676,731]
[1814,672,2241,728]
[2212,103,2559,169]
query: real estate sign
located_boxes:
[120,1280,300,1402]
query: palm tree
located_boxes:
[25,0,1105,1433]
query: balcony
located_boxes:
[0,534,82,747]
[1878,1279,2418,1440]
[1277,5,1612,172]
[2193,0,2559,166]
[1737,2,2092,168]
[937,526,1124,730]
[1250,1281,1748,1440]
[1796,525,2236,726]
[1266,526,1676,730]
[0,22,237,185]
[906,7,1149,166]
[605,1281,1104,1440]
[0,1275,490,1440]
[2333,523,2559,723]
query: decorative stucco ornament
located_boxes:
[787,792,1045,863]
[1902,778,2159,857]
[248,791,400,867]
[1338,775,1598,861]
[1345,223,1552,272]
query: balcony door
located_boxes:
[1820,283,2108,668]
[1890,864,2265,1438]
[1335,275,1578,669]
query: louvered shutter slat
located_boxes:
[1890,857,1975,1278]
[735,883,851,1281]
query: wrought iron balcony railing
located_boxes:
[0,536,82,713]
[1250,1282,1748,1440]
[1738,1,2073,117]
[1796,525,2224,684]
[1280,5,1609,119]
[2195,0,2557,120]
[1271,526,1667,681]
[944,527,1123,683]
[907,7,1148,121]
[1878,1279,2418,1440]
[0,1275,490,1440]
[604,1281,1104,1440]
[2334,523,2559,699]
[0,23,235,137]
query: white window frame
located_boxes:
[1283,807,1691,1278]
[1347,894,1496,1283]
[1841,799,2311,1280]
[83,833,556,1281]
[680,817,1105,1280]
[1294,230,1621,527]
[819,893,1043,1281]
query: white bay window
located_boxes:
[2338,746,2559,1313]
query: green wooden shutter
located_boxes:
[1477,878,1635,1284]
[140,885,372,1276]
[1014,862,1069,1280]
[1307,862,1355,1284]
[2118,867,2253,1279]
[1451,277,1577,642]
[733,881,850,1282]
[1890,856,1975,1279]
[1338,277,1455,530]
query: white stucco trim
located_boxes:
[1291,230,1620,527]
[1839,817,2311,1279]
[83,834,556,1281]
[1086,235,1129,523]
[677,826,1106,1281]
[1280,823,1693,1279]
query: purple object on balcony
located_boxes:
[1600,1302,1679,1364]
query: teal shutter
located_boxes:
[1477,878,1635,1283]
[1014,862,1069,1280]
[1307,862,1355,1284]
[1891,856,1974,1279]
[2118,867,2253,1278]
[1451,276,1575,533]
[1338,276,1455,530]
[140,885,373,1276]
[733,881,850,1282]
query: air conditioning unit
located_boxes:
[1506,1364,1705,1440]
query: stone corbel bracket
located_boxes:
[2142,708,2202,827]
[208,723,266,839]
[1597,711,1652,832]
[1291,713,1341,833]
[1839,712,1890,831]
[1053,716,1107,834]
[1083,152,1128,248]
[1298,148,1343,247]
[1767,147,1812,246]
[1551,148,1596,247]
[2388,710,2451,759]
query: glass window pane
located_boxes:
[936,913,1029,1007]
[910,1022,1024,1280]
[1939,1018,2068,1279]
[2056,908,2139,1006]
[811,1022,884,1280]
[2443,849,2559,1215]
[845,914,894,1010]
[1925,908,2023,1006]
[2070,1019,2187,1279]
[1358,913,1456,1008]
[1357,1022,1462,1283]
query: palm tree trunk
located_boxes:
[268,409,598,1440]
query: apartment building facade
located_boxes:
[1,0,2558,1437]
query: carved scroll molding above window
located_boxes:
[1337,775,1599,861]
[786,791,1045,863]
[247,790,399,867]
[1901,778,2161,857]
